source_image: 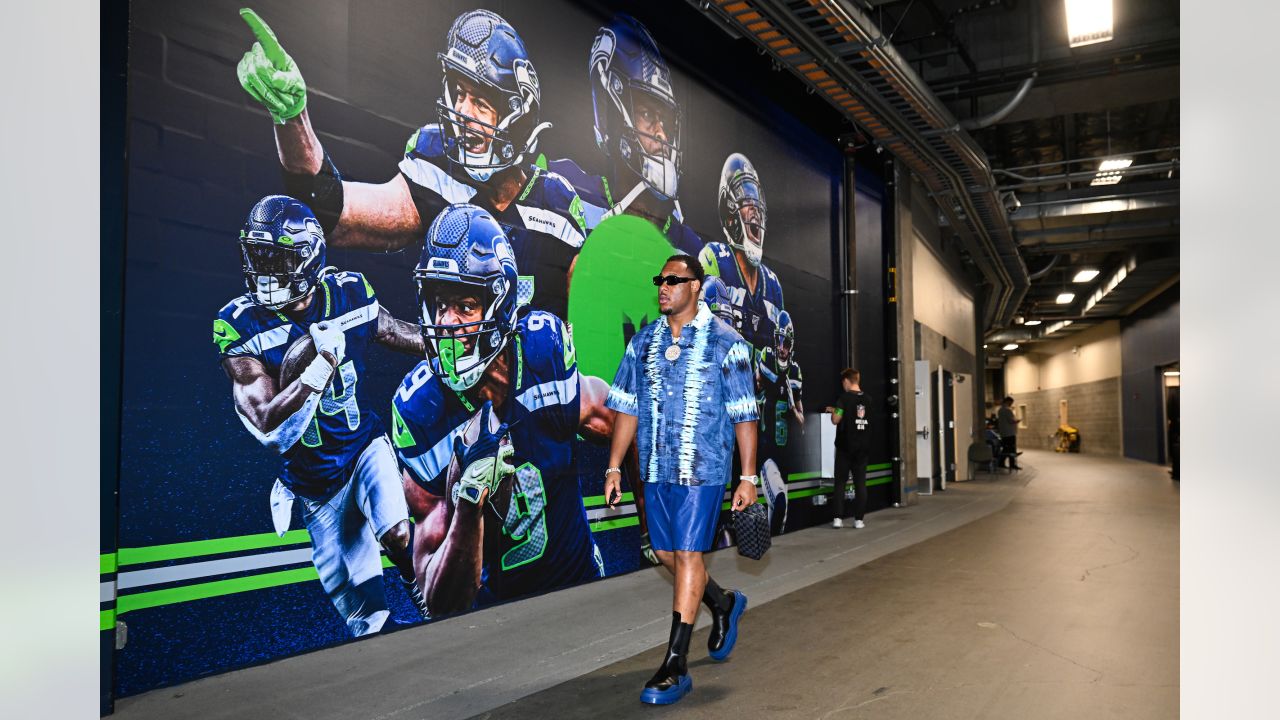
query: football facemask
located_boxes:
[240,232,318,309]
[416,277,510,392]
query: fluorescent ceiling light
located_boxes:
[1163,371,1180,377]
[1072,269,1100,283]
[1045,319,1074,335]
[1083,256,1138,314]
[1056,292,1076,304]
[1002,343,1019,351]
[1023,319,1042,326]
[1066,0,1113,48]
[1091,157,1132,186]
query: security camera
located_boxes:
[1001,191,1021,214]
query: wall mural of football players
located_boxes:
[214,195,427,635]
[235,9,587,318]
[755,309,805,534]
[115,0,846,696]
[551,15,703,256]
[390,204,619,614]
[698,153,798,534]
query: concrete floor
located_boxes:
[112,450,1179,720]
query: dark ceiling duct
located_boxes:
[693,0,1030,330]
[1027,254,1061,280]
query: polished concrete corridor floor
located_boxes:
[113,450,1179,719]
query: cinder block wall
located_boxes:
[1010,377,1122,456]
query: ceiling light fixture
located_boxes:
[1163,371,1181,377]
[1091,157,1132,186]
[1066,0,1114,48]
[1023,319,1043,326]
[1044,319,1074,335]
[1072,269,1100,283]
[1083,256,1139,314]
[1056,292,1076,304]
[1002,343,1019,351]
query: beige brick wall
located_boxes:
[1008,377,1122,456]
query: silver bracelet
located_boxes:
[604,467,622,479]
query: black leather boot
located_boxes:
[707,587,747,661]
[640,612,693,704]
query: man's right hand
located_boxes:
[237,9,307,124]
[604,469,622,508]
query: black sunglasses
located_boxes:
[652,275,698,287]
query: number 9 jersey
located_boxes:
[214,270,384,499]
[390,310,604,603]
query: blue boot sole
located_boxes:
[640,675,692,705]
[709,590,748,662]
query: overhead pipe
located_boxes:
[1026,254,1061,280]
[702,0,1029,328]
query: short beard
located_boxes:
[660,306,673,315]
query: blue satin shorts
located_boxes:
[645,482,724,553]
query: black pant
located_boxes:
[1000,436,1018,467]
[833,448,869,521]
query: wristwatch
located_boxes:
[739,474,760,485]
[604,467,622,479]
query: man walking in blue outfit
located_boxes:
[604,254,760,705]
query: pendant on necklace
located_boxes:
[665,344,682,362]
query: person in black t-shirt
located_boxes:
[824,368,871,529]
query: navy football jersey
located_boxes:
[698,242,785,351]
[214,270,384,499]
[398,126,587,317]
[756,347,803,451]
[548,158,704,257]
[390,310,601,602]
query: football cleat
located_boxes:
[761,458,788,535]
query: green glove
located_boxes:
[236,8,307,124]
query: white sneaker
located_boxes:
[831,517,844,528]
[853,520,866,529]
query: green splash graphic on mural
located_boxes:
[568,214,673,380]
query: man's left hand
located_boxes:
[731,478,758,511]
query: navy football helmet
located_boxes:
[438,10,550,183]
[701,276,736,328]
[774,309,795,371]
[239,195,326,310]
[590,15,682,199]
[718,153,767,267]
[415,204,520,392]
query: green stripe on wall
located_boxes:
[788,477,894,500]
[787,487,828,500]
[582,492,635,507]
[868,463,893,471]
[100,609,115,631]
[116,566,322,615]
[101,553,117,575]
[786,471,822,481]
[590,516,639,532]
[117,529,312,566]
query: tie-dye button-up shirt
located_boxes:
[606,302,759,486]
